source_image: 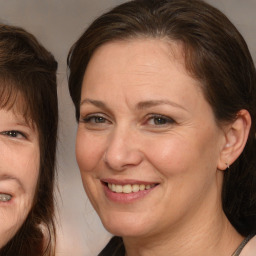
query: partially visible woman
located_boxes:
[68,0,256,255]
[0,24,58,255]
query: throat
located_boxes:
[123,211,243,256]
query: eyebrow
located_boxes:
[12,112,34,129]
[81,98,187,112]
[136,100,187,111]
[80,99,107,109]
[16,121,34,130]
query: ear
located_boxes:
[217,109,251,170]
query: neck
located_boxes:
[123,187,243,256]
[124,213,242,256]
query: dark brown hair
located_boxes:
[0,24,58,255]
[68,0,256,237]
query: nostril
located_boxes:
[103,147,143,171]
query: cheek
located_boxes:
[0,143,39,248]
[143,129,220,178]
[76,131,105,173]
[0,194,32,248]
[0,144,40,199]
[16,149,40,198]
[0,213,18,248]
[0,203,32,249]
[76,131,107,212]
[143,135,191,176]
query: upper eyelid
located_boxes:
[81,113,112,123]
[0,130,26,138]
[80,102,113,117]
[146,113,175,121]
[147,113,171,117]
[81,112,107,119]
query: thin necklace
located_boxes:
[231,234,254,256]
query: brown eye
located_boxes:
[153,117,168,125]
[83,116,108,123]
[147,115,175,126]
[1,130,25,138]
[93,116,107,123]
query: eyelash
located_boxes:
[82,114,110,124]
[1,130,26,139]
[81,113,175,127]
[145,114,175,126]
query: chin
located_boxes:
[104,225,146,238]
[0,229,17,249]
[101,212,150,237]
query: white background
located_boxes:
[0,1,255,255]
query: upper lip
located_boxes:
[0,191,14,198]
[101,178,159,185]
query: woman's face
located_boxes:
[0,107,39,248]
[76,39,226,238]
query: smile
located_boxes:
[0,193,12,202]
[107,183,157,194]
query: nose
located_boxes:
[103,127,143,171]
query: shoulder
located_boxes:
[240,235,256,256]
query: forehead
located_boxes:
[0,79,34,126]
[82,38,202,100]
[86,38,186,75]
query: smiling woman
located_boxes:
[0,108,40,245]
[68,0,256,255]
[0,25,58,255]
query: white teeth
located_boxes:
[123,185,132,193]
[132,184,140,192]
[0,193,12,202]
[115,185,123,193]
[139,184,145,191]
[107,183,156,193]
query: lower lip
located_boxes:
[0,198,14,206]
[103,184,157,203]
[0,192,15,205]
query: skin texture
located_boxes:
[0,108,39,248]
[76,39,245,255]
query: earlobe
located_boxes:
[217,109,251,170]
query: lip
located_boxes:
[0,192,15,205]
[101,179,159,203]
[0,175,24,205]
[101,178,158,185]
